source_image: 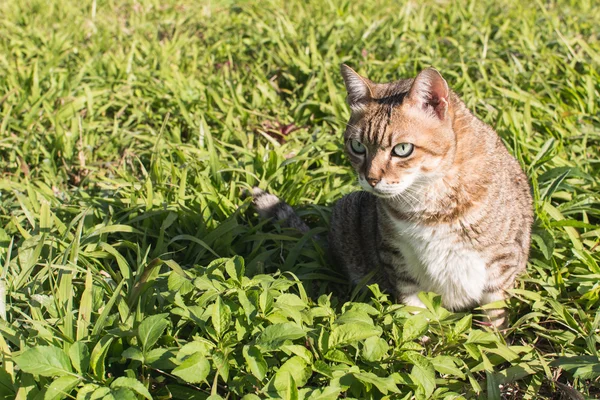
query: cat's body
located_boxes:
[329,131,531,315]
[253,66,533,327]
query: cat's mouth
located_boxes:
[358,179,402,198]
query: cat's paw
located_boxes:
[483,308,507,330]
[402,293,427,310]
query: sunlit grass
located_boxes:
[0,0,599,398]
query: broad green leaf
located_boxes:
[362,336,389,362]
[69,342,90,374]
[486,344,520,363]
[14,346,72,377]
[212,296,231,339]
[90,335,113,380]
[167,272,194,295]
[405,352,436,398]
[306,385,342,400]
[259,289,274,314]
[91,387,137,400]
[466,330,499,345]
[44,375,80,400]
[431,356,465,379]
[336,310,373,325]
[225,256,245,282]
[328,322,381,348]
[402,314,429,342]
[243,345,268,381]
[0,368,14,399]
[138,314,169,351]
[145,348,178,369]
[257,323,306,351]
[284,373,299,400]
[171,353,211,384]
[324,349,353,365]
[110,377,152,399]
[122,347,144,362]
[276,294,307,310]
[177,340,214,360]
[313,360,334,378]
[267,366,303,400]
[237,290,257,320]
[345,303,380,315]
[282,344,313,364]
[353,371,400,394]
[213,351,230,382]
[76,384,98,400]
[89,387,111,400]
[276,356,312,388]
[453,314,472,335]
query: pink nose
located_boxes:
[366,178,379,187]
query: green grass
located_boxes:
[0,0,599,398]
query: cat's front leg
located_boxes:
[398,284,427,309]
[480,290,508,329]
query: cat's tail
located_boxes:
[251,187,310,233]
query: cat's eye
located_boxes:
[393,143,414,157]
[350,139,366,154]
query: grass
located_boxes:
[0,0,599,398]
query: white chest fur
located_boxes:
[389,219,488,310]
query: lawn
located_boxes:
[0,0,599,398]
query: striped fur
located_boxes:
[331,65,533,327]
[253,66,533,328]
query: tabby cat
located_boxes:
[253,65,533,327]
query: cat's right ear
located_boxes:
[340,64,373,110]
[407,67,449,120]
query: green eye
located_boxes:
[350,139,366,154]
[393,143,414,157]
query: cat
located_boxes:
[252,65,533,328]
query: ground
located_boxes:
[0,0,599,399]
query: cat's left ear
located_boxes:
[407,67,449,120]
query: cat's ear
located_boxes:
[340,64,373,110]
[407,67,449,120]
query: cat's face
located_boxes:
[341,66,456,199]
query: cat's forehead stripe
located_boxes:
[364,106,395,147]
[363,119,373,143]
[376,111,389,146]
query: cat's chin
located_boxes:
[358,179,420,200]
[364,188,401,199]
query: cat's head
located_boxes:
[341,65,457,199]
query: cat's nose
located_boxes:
[366,177,380,187]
